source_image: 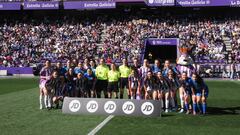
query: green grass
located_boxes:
[0,78,106,135]
[0,78,39,95]
[0,79,240,135]
[98,81,240,135]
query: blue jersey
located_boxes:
[180,78,193,93]
[74,67,85,75]
[151,65,161,74]
[192,80,203,94]
[192,80,209,96]
[162,67,179,77]
[84,73,95,81]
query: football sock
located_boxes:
[171,97,175,108]
[39,95,43,109]
[197,103,201,112]
[120,94,123,99]
[193,103,197,113]
[160,99,164,109]
[180,95,184,109]
[185,103,189,111]
[44,95,48,108]
[165,99,169,109]
[47,95,52,108]
[202,103,207,114]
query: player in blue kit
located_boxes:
[84,68,96,98]
[191,73,209,115]
[179,72,194,114]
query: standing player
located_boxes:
[131,57,140,70]
[55,62,66,77]
[119,58,131,99]
[95,58,109,98]
[39,60,53,109]
[151,59,161,74]
[107,63,120,99]
[139,59,151,99]
[90,60,96,74]
[179,72,194,114]
[128,69,141,99]
[162,60,179,77]
[74,62,85,75]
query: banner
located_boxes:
[64,1,116,9]
[144,0,175,6]
[23,1,59,10]
[0,67,33,75]
[62,97,162,117]
[146,38,179,46]
[0,2,21,10]
[176,0,240,7]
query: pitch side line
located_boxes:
[87,115,114,135]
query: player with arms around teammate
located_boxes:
[107,63,120,99]
[191,73,209,115]
[95,58,109,98]
[128,69,141,99]
[179,72,194,114]
[39,60,53,109]
[119,58,131,99]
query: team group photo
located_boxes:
[0,0,240,135]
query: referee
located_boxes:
[119,58,131,99]
[95,58,109,98]
[107,63,120,99]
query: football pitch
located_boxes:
[0,78,240,135]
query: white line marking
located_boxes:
[87,115,114,135]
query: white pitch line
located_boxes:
[87,115,115,135]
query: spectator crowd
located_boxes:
[0,12,240,67]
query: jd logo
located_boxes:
[69,100,81,112]
[86,100,98,113]
[104,101,116,114]
[122,101,135,114]
[141,102,154,115]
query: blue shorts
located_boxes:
[203,92,208,98]
[196,93,202,96]
[184,90,192,96]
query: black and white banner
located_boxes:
[62,97,162,117]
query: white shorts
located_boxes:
[39,82,46,89]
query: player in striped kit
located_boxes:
[39,60,53,109]
[139,59,151,99]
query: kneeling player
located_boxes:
[45,70,59,110]
[75,73,87,97]
[167,68,180,111]
[84,68,96,98]
[144,71,157,100]
[128,69,141,99]
[191,73,209,115]
[156,71,171,113]
[179,72,194,114]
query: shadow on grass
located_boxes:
[207,106,240,115]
